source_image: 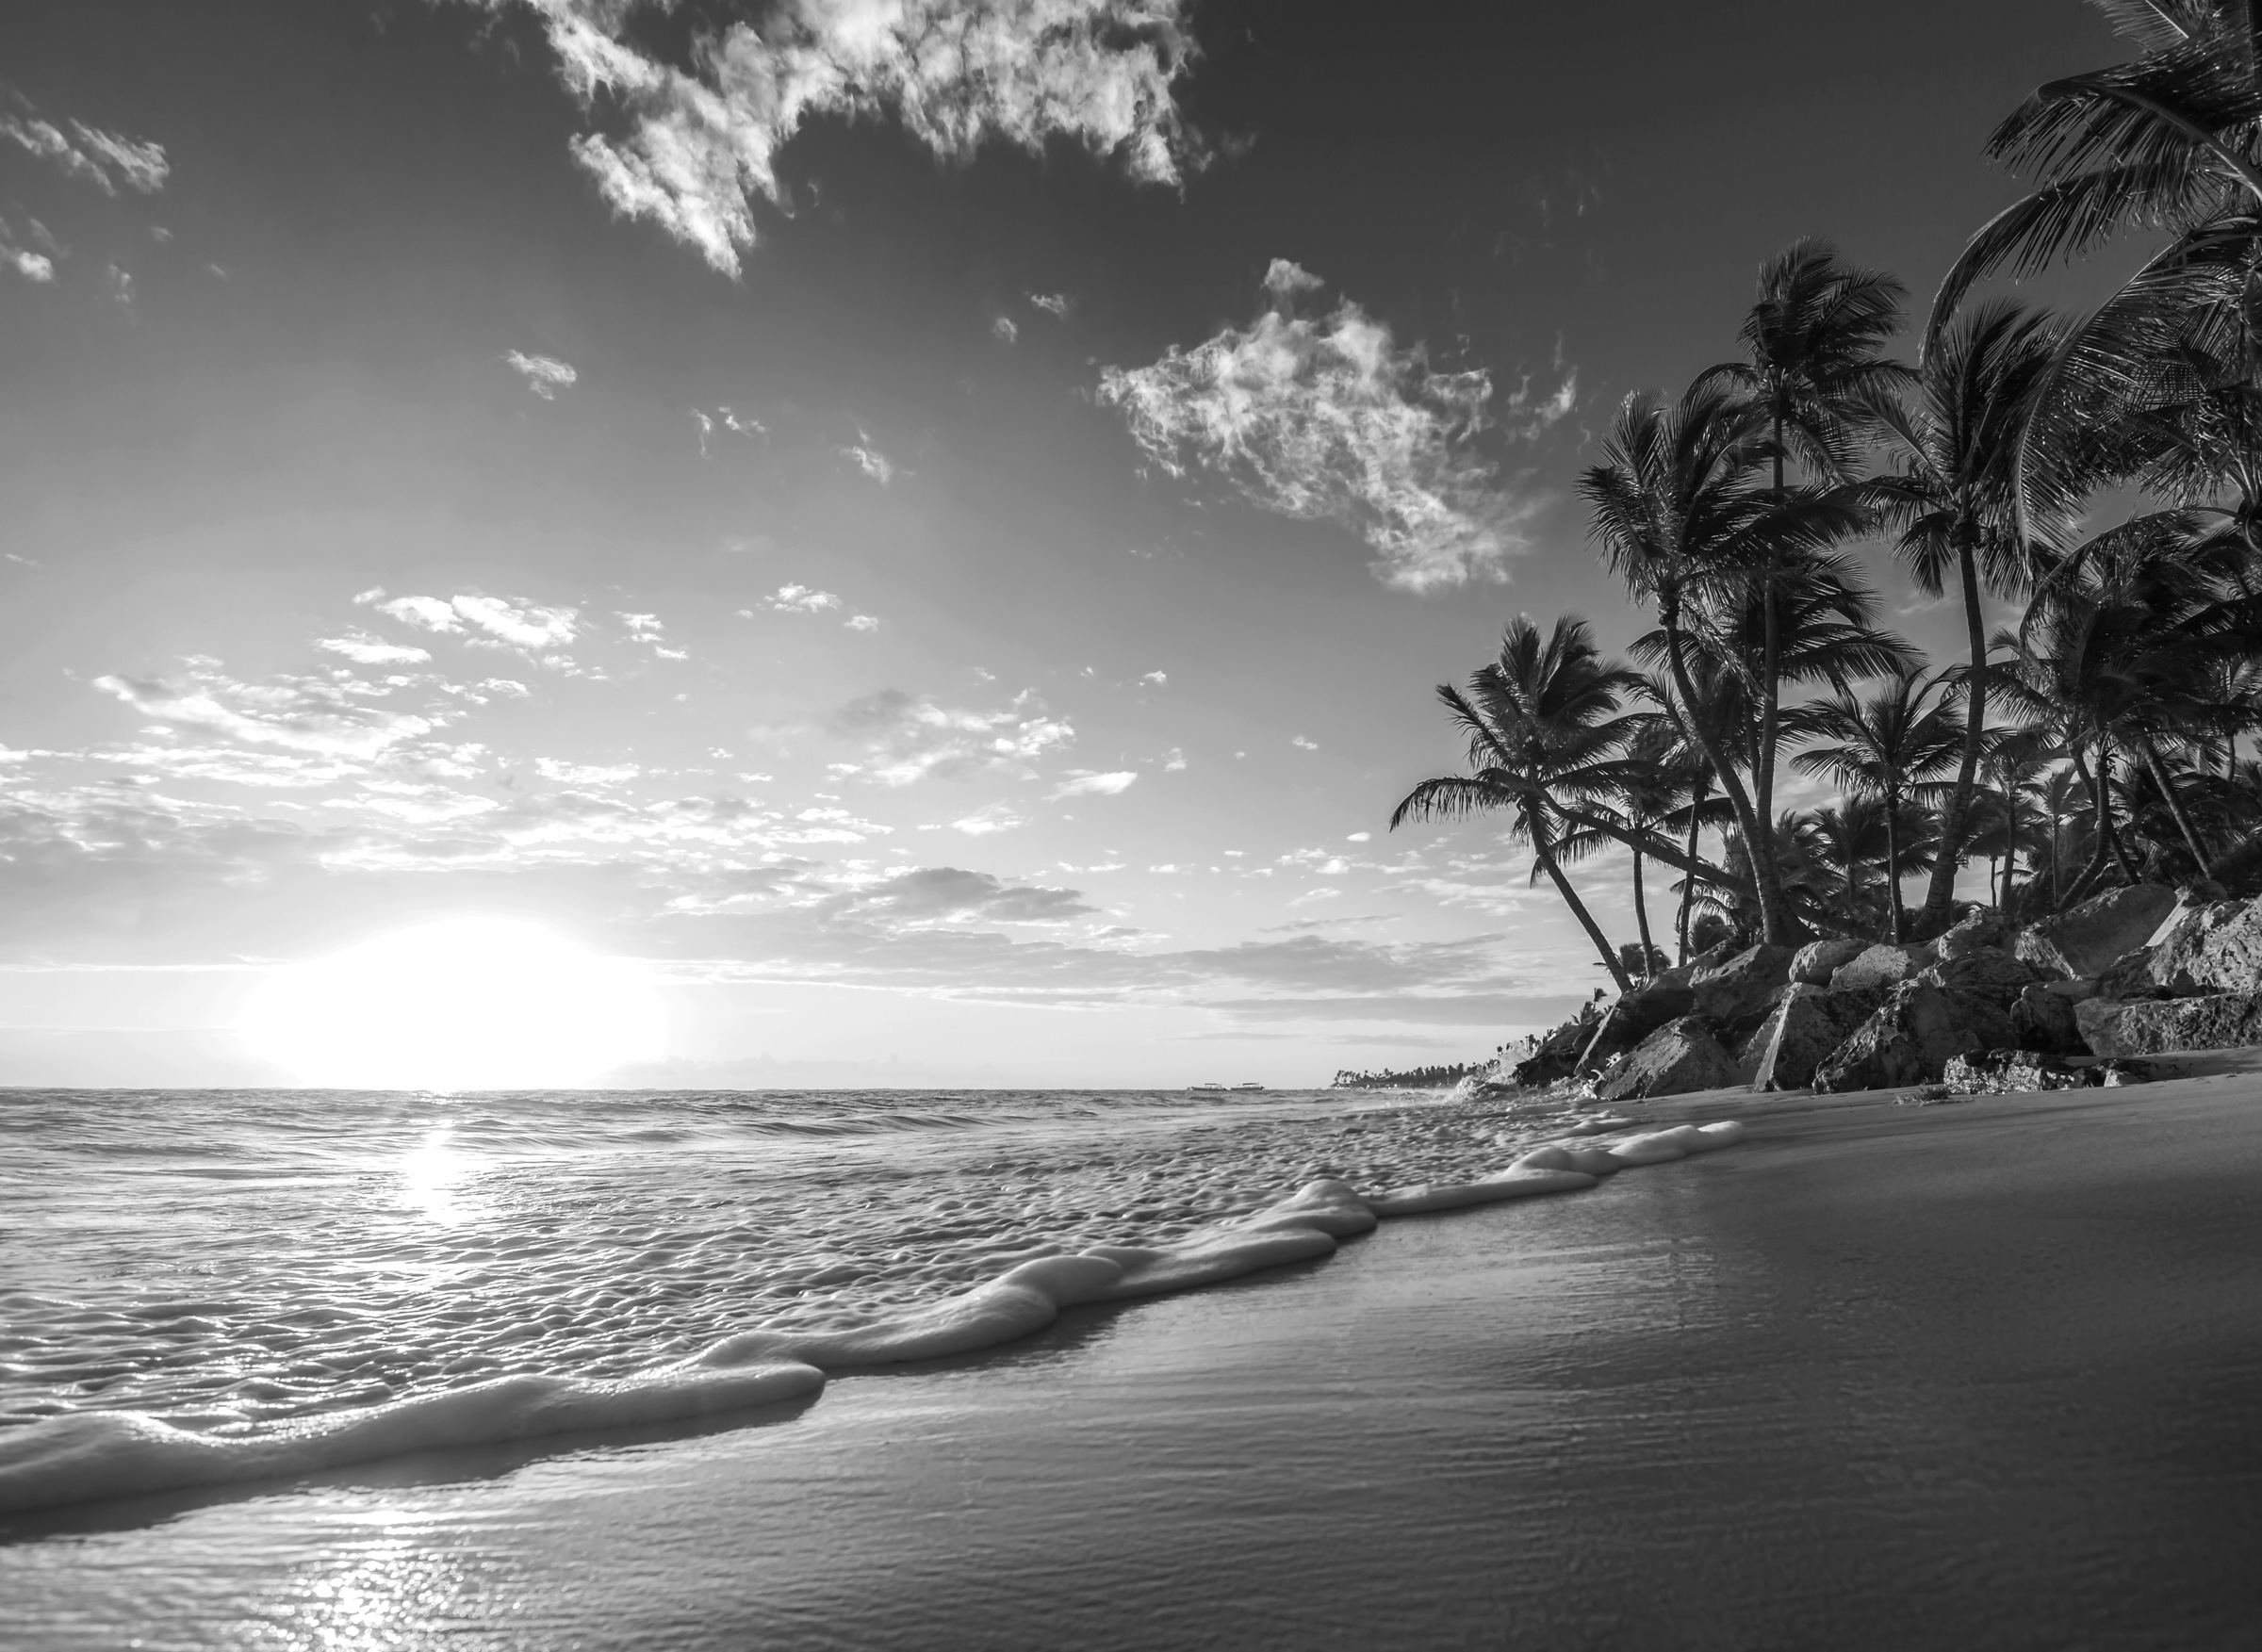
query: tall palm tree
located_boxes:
[1553,723,1685,983]
[1581,385,1863,945]
[1868,301,2063,936]
[1696,238,1914,842]
[1791,668,1967,942]
[1390,615,1647,992]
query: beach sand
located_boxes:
[7,1069,2261,1650]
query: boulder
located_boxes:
[1828,943,1931,993]
[1935,908,2014,960]
[2139,898,2262,996]
[1789,937,1870,985]
[1939,1049,2156,1095]
[2009,983,2085,1055]
[1811,983,2017,1094]
[2015,884,2178,980]
[2106,991,2262,1057]
[1916,945,2045,1005]
[1687,944,1795,1030]
[1749,983,1888,1090]
[1575,979,1697,1072]
[1591,1016,1740,1103]
[2074,996,2126,1058]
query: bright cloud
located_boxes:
[616,612,689,660]
[844,442,895,484]
[1291,734,1318,750]
[1050,769,1139,798]
[1139,670,1168,686]
[950,803,1024,836]
[1098,263,1548,592]
[364,591,582,652]
[510,0,1202,276]
[992,315,1019,344]
[844,613,880,632]
[0,99,169,195]
[92,659,436,759]
[504,349,579,399]
[831,688,1074,786]
[1028,291,1070,318]
[765,583,842,614]
[315,632,433,666]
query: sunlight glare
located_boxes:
[239,917,665,1088]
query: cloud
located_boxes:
[1290,734,1318,750]
[92,659,436,759]
[844,613,880,632]
[1049,769,1138,799]
[830,688,1073,785]
[364,591,582,652]
[844,442,894,484]
[1262,257,1322,298]
[992,315,1019,344]
[764,583,841,614]
[1,246,53,283]
[950,803,1024,836]
[1097,265,1548,591]
[504,349,579,399]
[509,0,1203,276]
[1028,291,1070,318]
[1139,670,1168,686]
[0,100,169,194]
[1162,746,1187,772]
[315,633,433,666]
[841,866,1095,924]
[616,612,689,660]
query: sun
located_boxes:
[238,917,665,1089]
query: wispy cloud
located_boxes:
[615,612,689,660]
[92,659,436,759]
[992,315,1019,344]
[315,632,433,666]
[510,0,1202,276]
[830,688,1073,786]
[1050,769,1139,799]
[1098,261,1549,592]
[0,96,169,195]
[361,591,581,653]
[844,441,895,484]
[1028,291,1070,318]
[504,349,578,399]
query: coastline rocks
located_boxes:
[2105,991,2262,1057]
[1811,984,2016,1094]
[2015,884,2178,980]
[1750,983,1887,1090]
[1591,1016,1739,1103]
[2010,983,2086,1055]
[2140,897,2262,996]
[1916,945,2045,1004]
[2074,996,2127,1058]
[1576,979,1697,1072]
[1790,937,1870,986]
[1939,1049,2156,1095]
[1828,943,1931,994]
[1687,944,1796,1029]
[1935,908,2015,960]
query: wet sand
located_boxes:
[8,1071,2261,1650]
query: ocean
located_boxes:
[0,1084,1738,1517]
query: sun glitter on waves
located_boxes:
[238,917,665,1089]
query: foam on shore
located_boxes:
[0,1118,1745,1519]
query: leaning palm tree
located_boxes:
[1581,385,1862,945]
[1868,301,2064,936]
[1791,669,1967,942]
[1696,238,1915,836]
[1390,614,1647,992]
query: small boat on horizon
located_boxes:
[1232,1082,1265,1090]
[1188,1082,1228,1091]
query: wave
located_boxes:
[0,1119,1744,1519]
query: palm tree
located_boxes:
[1581,384,1863,945]
[1390,615,1647,992]
[1696,237,1914,842]
[1791,668,1967,942]
[1867,300,2063,936]
[1553,723,1684,983]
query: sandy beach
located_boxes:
[8,1069,2261,1651]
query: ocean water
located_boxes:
[0,1085,1739,1516]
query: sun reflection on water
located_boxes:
[398,1126,470,1225]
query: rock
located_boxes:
[1916,945,2045,1004]
[1939,1049,2157,1094]
[2041,977,2101,1003]
[2015,884,2178,980]
[1749,983,1887,1090]
[1575,979,1697,1072]
[2009,983,2085,1055]
[2106,991,2262,1056]
[1828,943,1930,993]
[2074,996,2126,1057]
[1935,908,2014,959]
[1811,983,2017,1093]
[1789,937,1870,985]
[1590,1016,1741,1103]
[2140,898,2262,995]
[1687,944,1795,1031]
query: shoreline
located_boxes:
[8,1066,2262,1647]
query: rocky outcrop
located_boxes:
[1789,938,1869,986]
[1916,945,2045,1004]
[1811,984,2016,1094]
[1938,1049,2155,1094]
[2139,898,2262,996]
[1575,979,1697,1072]
[1935,908,2014,959]
[2009,983,2085,1055]
[2074,996,2127,1058]
[1750,983,1887,1090]
[2015,884,2177,980]
[1687,945,1796,1032]
[2105,991,2262,1057]
[1591,1016,1740,1103]
[1828,943,1931,993]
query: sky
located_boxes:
[0,0,2127,1088]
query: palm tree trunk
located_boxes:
[2139,738,2212,875]
[1661,598,1803,945]
[2060,749,2118,908]
[1529,806,1631,994]
[1631,845,1656,984]
[1884,784,1905,944]
[1677,803,1701,965]
[1756,421,1786,916]
[1916,532,1987,938]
